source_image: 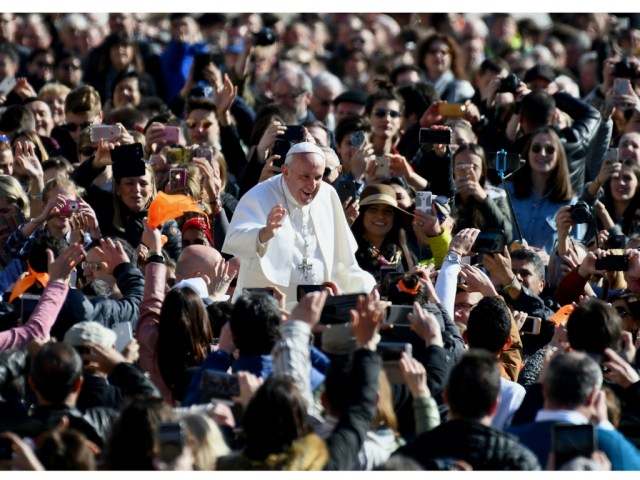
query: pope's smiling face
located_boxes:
[282,152,325,206]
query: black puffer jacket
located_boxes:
[394,418,541,470]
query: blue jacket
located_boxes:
[160,40,209,103]
[508,420,640,470]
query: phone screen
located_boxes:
[385,306,413,326]
[281,125,305,142]
[415,191,433,214]
[595,255,629,272]
[552,424,596,469]
[297,284,324,301]
[199,370,240,402]
[471,230,506,254]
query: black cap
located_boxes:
[333,90,368,107]
[523,64,556,84]
[111,143,147,179]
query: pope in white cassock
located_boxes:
[222,142,376,302]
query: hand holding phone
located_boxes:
[374,156,390,177]
[161,126,180,145]
[552,423,596,469]
[112,322,133,352]
[595,255,629,271]
[90,125,121,142]
[169,168,187,192]
[471,229,506,254]
[350,130,365,148]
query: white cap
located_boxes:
[285,141,325,163]
[172,277,209,299]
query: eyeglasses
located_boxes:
[64,120,94,132]
[427,49,450,56]
[531,144,556,155]
[273,91,306,102]
[615,306,632,317]
[185,118,214,130]
[81,261,103,271]
[323,165,339,177]
[373,108,401,119]
[78,146,97,157]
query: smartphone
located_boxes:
[20,293,41,325]
[595,255,629,271]
[111,142,144,164]
[385,305,413,326]
[614,77,631,96]
[521,316,542,335]
[419,128,452,145]
[161,126,180,145]
[192,52,216,83]
[374,156,390,177]
[271,139,291,167]
[59,200,81,217]
[194,146,213,162]
[379,341,412,384]
[166,147,189,165]
[552,423,597,469]
[320,293,363,325]
[0,437,12,460]
[157,421,185,464]
[243,287,274,297]
[604,147,620,164]
[0,76,17,97]
[438,103,466,117]
[297,284,324,301]
[199,369,241,402]
[336,180,357,204]
[90,125,120,142]
[489,150,523,173]
[112,322,133,352]
[281,125,305,143]
[471,229,506,254]
[350,130,365,148]
[169,168,187,192]
[415,191,433,214]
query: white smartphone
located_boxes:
[374,156,390,177]
[90,125,120,142]
[0,76,17,97]
[614,78,631,97]
[112,322,133,352]
[415,191,433,214]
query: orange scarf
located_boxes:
[9,262,49,303]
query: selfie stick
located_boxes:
[495,150,525,243]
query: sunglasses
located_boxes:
[323,165,339,177]
[531,144,556,155]
[373,108,401,119]
[59,62,81,71]
[185,118,214,130]
[64,120,93,132]
[79,146,97,157]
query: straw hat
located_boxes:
[359,184,413,216]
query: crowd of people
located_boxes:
[0,10,639,471]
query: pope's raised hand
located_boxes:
[259,204,287,244]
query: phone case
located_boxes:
[438,103,466,117]
[113,322,133,352]
[90,126,120,142]
[375,157,390,177]
[163,127,180,144]
[415,191,433,213]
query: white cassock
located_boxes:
[222,174,376,302]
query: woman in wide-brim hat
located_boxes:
[350,183,416,280]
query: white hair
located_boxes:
[312,71,344,96]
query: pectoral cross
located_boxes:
[298,258,313,282]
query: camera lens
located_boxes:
[569,202,593,224]
[498,74,520,94]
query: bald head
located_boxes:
[176,245,223,291]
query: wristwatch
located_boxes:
[445,251,462,264]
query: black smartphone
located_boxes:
[378,341,412,362]
[111,142,144,163]
[595,255,629,272]
[419,128,451,145]
[552,423,597,469]
[336,180,357,204]
[271,139,291,167]
[385,305,413,326]
[320,293,364,325]
[489,150,523,173]
[297,284,324,301]
[199,370,241,402]
[157,421,185,464]
[243,288,274,297]
[471,229,506,254]
[521,316,542,335]
[281,125,305,143]
[20,293,41,325]
[192,52,216,83]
